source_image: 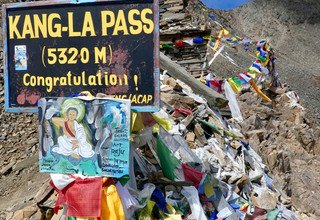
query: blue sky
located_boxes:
[201,0,251,10]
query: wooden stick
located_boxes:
[160,52,228,108]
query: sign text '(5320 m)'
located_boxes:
[42,46,112,66]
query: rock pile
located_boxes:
[160,0,211,77]
[235,89,320,217]
[0,0,319,220]
[6,73,303,220]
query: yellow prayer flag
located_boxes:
[131,112,145,132]
[227,78,241,93]
[101,185,125,220]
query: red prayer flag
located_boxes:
[182,163,204,188]
[51,177,103,218]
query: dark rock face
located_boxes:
[246,0,320,25]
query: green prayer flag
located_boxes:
[156,137,180,180]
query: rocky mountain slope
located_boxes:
[0,0,320,219]
[186,0,320,217]
[219,0,320,123]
